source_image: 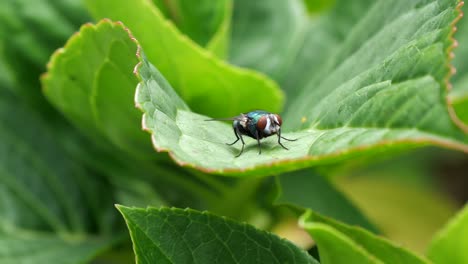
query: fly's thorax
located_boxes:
[233,114,249,129]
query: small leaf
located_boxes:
[427,204,468,264]
[300,211,431,264]
[275,169,377,231]
[304,223,381,264]
[117,205,319,264]
[86,0,283,117]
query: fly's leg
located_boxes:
[226,127,240,146]
[255,130,261,155]
[277,128,290,150]
[280,136,297,141]
[230,127,245,157]
[235,132,245,157]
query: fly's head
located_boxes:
[256,113,282,136]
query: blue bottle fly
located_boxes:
[207,110,297,157]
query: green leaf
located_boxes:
[230,0,374,94]
[136,0,468,176]
[428,204,468,264]
[151,0,232,58]
[0,87,117,263]
[334,170,458,253]
[304,223,381,264]
[229,0,307,81]
[42,20,152,159]
[282,0,464,131]
[300,210,431,264]
[117,205,319,264]
[0,89,107,234]
[86,0,283,117]
[136,55,468,176]
[275,170,377,232]
[0,231,112,264]
[41,20,272,213]
[232,0,468,136]
[0,0,90,113]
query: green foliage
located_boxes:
[0,0,90,112]
[0,0,467,262]
[117,206,319,264]
[0,89,118,262]
[129,0,468,176]
[275,170,377,231]
[334,166,459,253]
[301,211,430,264]
[42,21,149,158]
[428,204,468,264]
[151,0,232,57]
[86,0,283,118]
[0,232,112,264]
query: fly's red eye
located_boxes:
[257,116,267,130]
[275,114,282,126]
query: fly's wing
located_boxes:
[204,114,244,122]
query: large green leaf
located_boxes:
[135,0,467,176]
[86,0,283,117]
[428,204,468,264]
[0,87,117,263]
[136,54,468,176]
[300,211,431,264]
[0,2,121,261]
[0,0,90,113]
[151,0,232,57]
[232,0,468,134]
[117,205,319,264]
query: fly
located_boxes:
[207,110,297,157]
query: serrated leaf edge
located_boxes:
[115,205,318,264]
[447,1,468,132]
